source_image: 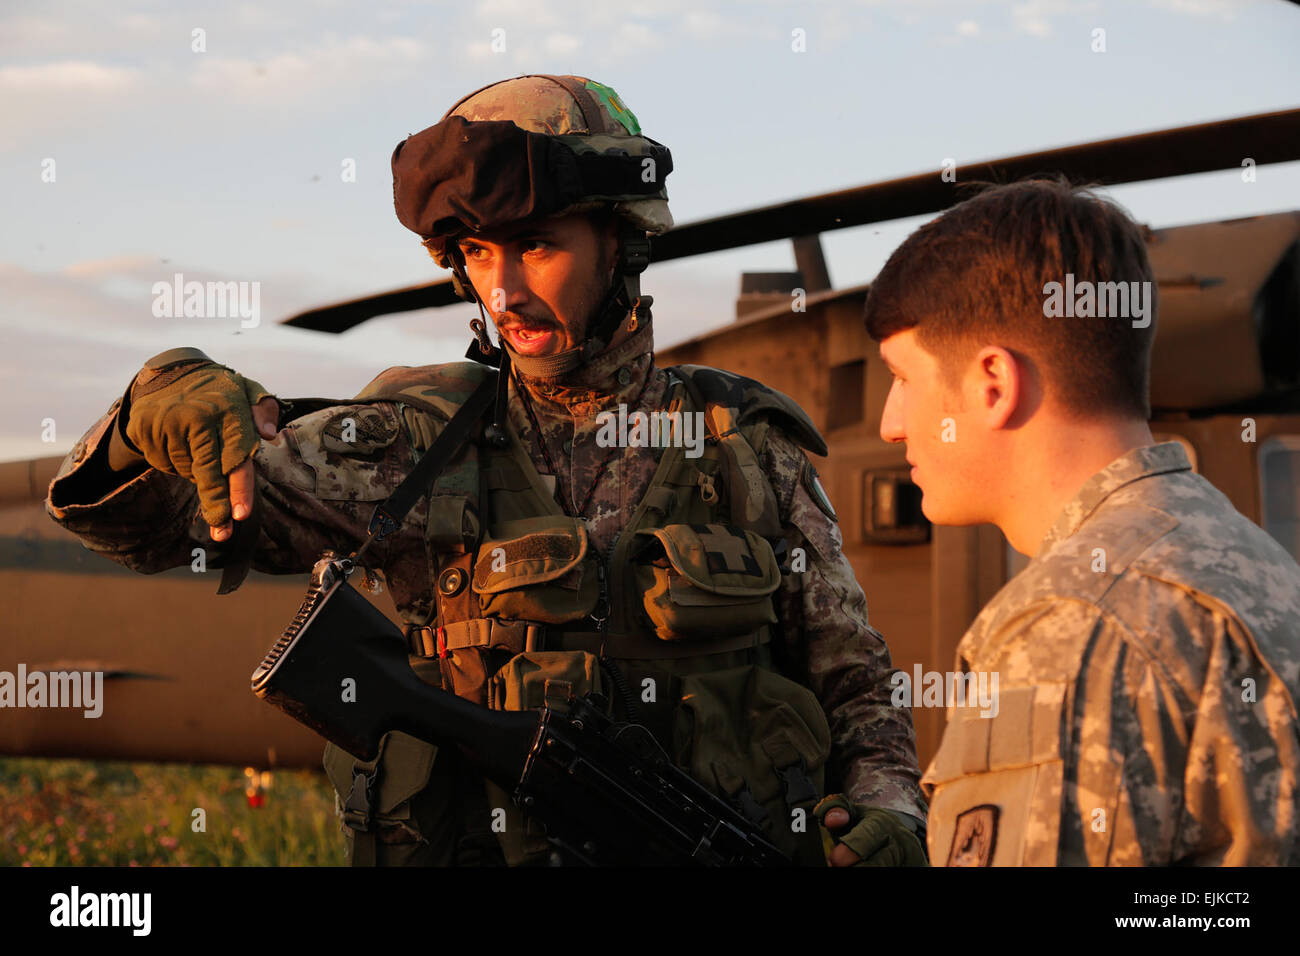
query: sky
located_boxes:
[3,0,1299,461]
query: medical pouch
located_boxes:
[633,523,780,641]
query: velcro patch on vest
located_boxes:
[947,804,999,867]
[472,518,589,592]
[690,524,761,576]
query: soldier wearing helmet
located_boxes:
[46,75,928,866]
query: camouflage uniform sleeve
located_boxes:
[949,597,1299,865]
[45,394,422,585]
[1054,602,1299,866]
[762,428,928,821]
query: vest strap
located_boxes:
[553,628,770,661]
[407,619,542,657]
[408,618,769,661]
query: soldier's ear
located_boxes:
[973,345,1026,431]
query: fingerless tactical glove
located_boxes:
[814,794,929,866]
[115,347,274,528]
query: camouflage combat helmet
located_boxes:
[391,74,674,381]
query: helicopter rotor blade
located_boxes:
[653,107,1300,262]
[280,107,1300,333]
[281,280,464,333]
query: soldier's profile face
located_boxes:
[878,329,985,526]
[457,212,619,356]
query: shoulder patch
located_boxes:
[670,364,828,457]
[320,405,398,455]
[802,461,837,522]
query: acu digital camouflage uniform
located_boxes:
[923,442,1300,866]
[45,319,927,864]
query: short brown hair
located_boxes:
[863,179,1156,419]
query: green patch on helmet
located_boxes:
[585,80,641,135]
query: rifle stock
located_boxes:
[252,555,789,866]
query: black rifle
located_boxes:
[251,554,790,866]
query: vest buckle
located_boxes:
[342,768,377,833]
[696,471,718,505]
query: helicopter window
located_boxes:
[1259,436,1300,563]
[861,468,929,544]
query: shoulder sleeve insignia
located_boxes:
[802,462,837,522]
[321,405,399,455]
[947,805,999,867]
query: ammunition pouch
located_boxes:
[488,649,604,713]
[634,523,781,642]
[483,648,608,866]
[672,665,831,865]
[323,730,439,866]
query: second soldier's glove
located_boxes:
[814,794,929,866]
[115,347,275,528]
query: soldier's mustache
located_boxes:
[496,313,560,332]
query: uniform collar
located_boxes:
[514,320,656,407]
[1035,441,1192,559]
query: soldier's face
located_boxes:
[878,330,986,525]
[458,212,620,357]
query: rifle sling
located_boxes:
[360,371,499,553]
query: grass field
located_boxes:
[0,756,344,866]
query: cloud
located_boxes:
[0,60,138,92]
[544,32,582,55]
[0,10,159,58]
[684,11,726,37]
[614,22,661,51]
[62,255,162,280]
[1149,0,1237,18]
[1010,0,1099,37]
[472,0,565,30]
[189,35,429,102]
